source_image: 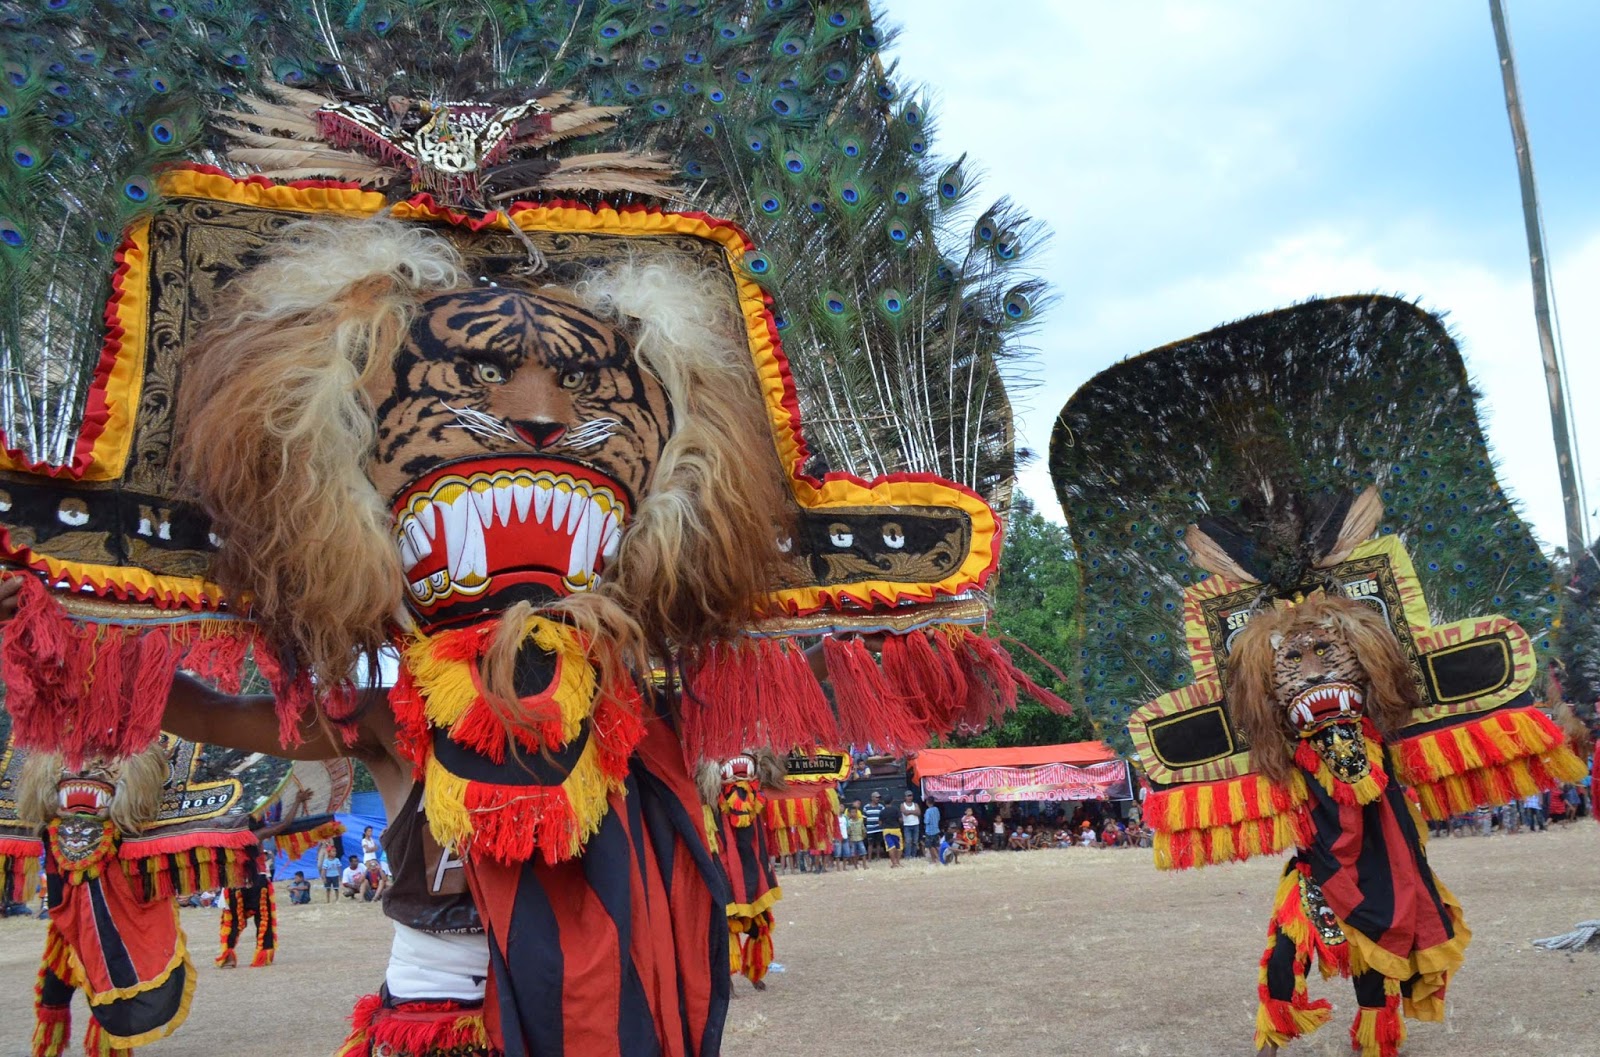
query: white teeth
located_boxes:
[399,472,627,603]
[600,513,620,559]
[441,493,471,575]
[470,486,496,529]
[456,501,487,581]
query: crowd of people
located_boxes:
[166,825,394,910]
[1426,784,1590,838]
[778,789,1151,873]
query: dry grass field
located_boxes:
[1,824,1595,1056]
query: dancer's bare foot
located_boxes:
[752,979,766,991]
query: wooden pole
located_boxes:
[1488,0,1588,559]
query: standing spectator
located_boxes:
[340,855,365,898]
[834,805,849,872]
[1522,791,1546,832]
[360,825,380,864]
[923,800,942,861]
[843,801,867,870]
[316,837,344,903]
[882,806,904,868]
[861,791,887,860]
[1548,786,1569,824]
[900,792,923,856]
[286,871,312,905]
[990,814,1007,850]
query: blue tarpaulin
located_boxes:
[271,790,389,880]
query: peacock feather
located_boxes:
[1048,295,1556,733]
[0,0,1042,504]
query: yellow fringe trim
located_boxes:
[1149,771,1307,870]
[1342,876,1470,993]
[421,731,614,862]
[404,615,596,744]
[87,929,196,1048]
[727,885,783,922]
[1254,1001,1331,1050]
[30,1016,68,1057]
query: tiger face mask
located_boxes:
[362,287,670,630]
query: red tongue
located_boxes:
[63,789,102,812]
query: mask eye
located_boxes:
[473,361,506,385]
[1284,650,1302,663]
[559,369,588,390]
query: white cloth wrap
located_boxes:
[385,921,491,1002]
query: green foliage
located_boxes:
[943,493,1098,749]
[1553,542,1600,718]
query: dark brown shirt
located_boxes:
[381,781,481,935]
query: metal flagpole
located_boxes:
[1487,0,1589,561]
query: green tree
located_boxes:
[945,493,1096,748]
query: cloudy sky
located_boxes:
[881,0,1599,553]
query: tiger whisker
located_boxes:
[441,401,519,443]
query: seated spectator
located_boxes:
[287,871,312,905]
[938,827,960,865]
[1008,825,1031,851]
[362,858,389,901]
[340,855,364,899]
[1077,826,1097,848]
[959,808,981,852]
[1054,828,1072,849]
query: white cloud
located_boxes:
[881,0,1600,551]
[1012,225,1600,551]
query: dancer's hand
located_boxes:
[0,575,22,623]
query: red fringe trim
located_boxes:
[1396,706,1585,818]
[682,638,840,760]
[251,646,319,749]
[275,819,346,861]
[462,693,643,866]
[390,668,432,777]
[1,578,173,764]
[342,991,491,1057]
[180,632,254,695]
[822,636,926,753]
[1349,993,1405,1057]
[879,631,968,730]
[30,1002,69,1057]
[119,827,256,861]
[126,845,256,902]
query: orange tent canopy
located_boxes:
[908,741,1120,779]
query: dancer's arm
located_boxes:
[162,673,393,764]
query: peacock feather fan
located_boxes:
[0,0,1044,506]
[1048,295,1556,733]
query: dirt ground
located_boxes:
[1,825,1595,1057]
